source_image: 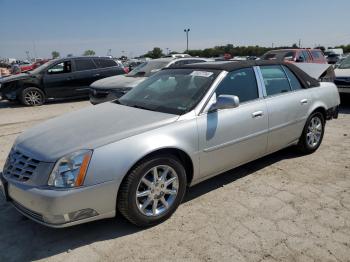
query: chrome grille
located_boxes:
[3,150,40,182]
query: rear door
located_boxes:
[43,60,75,98]
[70,58,99,97]
[258,65,312,153]
[93,58,125,78]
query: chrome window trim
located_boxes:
[253,66,265,98]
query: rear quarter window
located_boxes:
[94,59,117,68]
[74,59,97,71]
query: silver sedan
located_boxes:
[0,61,340,227]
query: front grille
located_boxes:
[12,200,44,222]
[3,150,40,182]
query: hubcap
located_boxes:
[136,165,179,216]
[24,91,42,105]
[306,116,322,148]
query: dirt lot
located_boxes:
[0,98,349,262]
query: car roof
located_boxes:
[167,60,320,88]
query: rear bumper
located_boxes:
[338,87,350,94]
[1,172,117,228]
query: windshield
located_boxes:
[127,60,170,77]
[118,68,220,115]
[338,57,350,69]
[29,59,57,74]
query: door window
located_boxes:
[47,61,71,74]
[302,50,310,61]
[282,66,303,90]
[260,65,291,96]
[94,58,117,68]
[215,68,259,103]
[75,59,97,71]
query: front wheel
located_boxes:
[20,87,45,106]
[117,155,187,227]
[297,112,325,154]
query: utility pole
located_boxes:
[184,28,190,52]
[107,49,112,57]
[298,39,301,48]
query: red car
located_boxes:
[261,49,327,64]
[20,60,49,72]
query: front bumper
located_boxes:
[89,88,131,105]
[1,172,117,228]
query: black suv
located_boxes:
[0,56,125,106]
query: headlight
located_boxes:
[48,150,92,188]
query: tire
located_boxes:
[297,111,325,154]
[20,87,45,106]
[117,154,187,227]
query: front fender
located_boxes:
[84,118,199,190]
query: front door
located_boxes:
[43,60,75,98]
[197,67,268,178]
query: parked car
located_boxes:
[0,56,126,106]
[89,57,210,104]
[0,61,340,228]
[20,60,50,73]
[326,53,341,64]
[261,49,327,64]
[334,56,350,94]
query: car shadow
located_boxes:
[0,147,303,261]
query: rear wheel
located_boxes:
[117,155,187,227]
[297,112,325,154]
[20,87,45,106]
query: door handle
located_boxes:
[300,99,308,104]
[93,74,100,77]
[252,111,264,118]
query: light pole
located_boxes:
[184,28,190,52]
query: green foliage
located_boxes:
[51,51,60,59]
[335,44,350,53]
[144,47,164,59]
[83,50,96,56]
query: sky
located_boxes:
[0,0,349,59]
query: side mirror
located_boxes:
[209,95,240,112]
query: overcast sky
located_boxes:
[1,0,349,59]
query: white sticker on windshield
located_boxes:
[190,71,213,77]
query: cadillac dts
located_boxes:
[0,61,340,227]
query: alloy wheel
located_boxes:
[136,165,179,217]
[24,90,42,105]
[306,116,322,148]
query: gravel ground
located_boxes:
[0,97,349,262]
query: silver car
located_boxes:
[0,61,340,228]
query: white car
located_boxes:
[334,56,350,94]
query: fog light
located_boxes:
[68,209,99,222]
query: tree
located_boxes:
[51,51,60,59]
[83,50,96,56]
[144,47,163,59]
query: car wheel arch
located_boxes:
[120,147,194,188]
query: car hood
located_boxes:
[90,75,146,90]
[14,102,179,162]
[0,73,30,84]
[335,68,350,77]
